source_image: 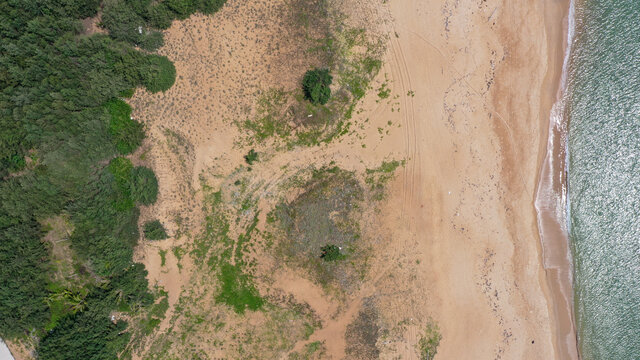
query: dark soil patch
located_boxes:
[345,298,380,359]
[274,167,365,288]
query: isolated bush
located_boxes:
[142,55,176,93]
[144,220,168,240]
[302,68,332,105]
[320,244,343,261]
[131,166,158,205]
[244,149,258,165]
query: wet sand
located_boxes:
[535,0,580,358]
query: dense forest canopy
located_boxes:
[0,0,225,357]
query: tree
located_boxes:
[101,0,146,45]
[302,68,332,105]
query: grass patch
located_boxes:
[365,159,404,200]
[214,263,264,314]
[288,341,327,360]
[418,319,442,360]
[192,184,265,314]
[158,249,167,267]
[377,82,391,99]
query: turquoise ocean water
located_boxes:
[567,0,640,358]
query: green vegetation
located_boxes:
[418,320,442,360]
[320,244,344,261]
[106,99,144,155]
[141,55,177,93]
[0,0,225,353]
[159,249,168,266]
[302,68,333,105]
[144,220,169,240]
[215,263,264,313]
[288,341,326,359]
[244,149,259,165]
[365,159,405,200]
[377,82,391,99]
[131,166,159,205]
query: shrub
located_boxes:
[199,0,227,14]
[109,157,135,211]
[320,244,343,261]
[143,220,168,240]
[119,88,135,98]
[141,55,176,93]
[102,0,146,45]
[131,166,158,205]
[244,149,258,165]
[139,31,165,51]
[302,68,332,105]
[418,320,442,360]
[106,99,144,155]
[148,4,174,29]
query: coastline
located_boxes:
[535,0,580,359]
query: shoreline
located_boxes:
[535,0,580,359]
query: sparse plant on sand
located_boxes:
[244,149,259,165]
[418,320,442,360]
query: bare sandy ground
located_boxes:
[124,0,573,358]
[380,0,575,358]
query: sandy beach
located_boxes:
[381,0,576,358]
[115,0,576,358]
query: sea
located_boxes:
[566,0,640,358]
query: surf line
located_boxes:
[533,0,580,359]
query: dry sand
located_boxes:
[123,0,577,358]
[377,0,576,358]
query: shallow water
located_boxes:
[567,0,640,358]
